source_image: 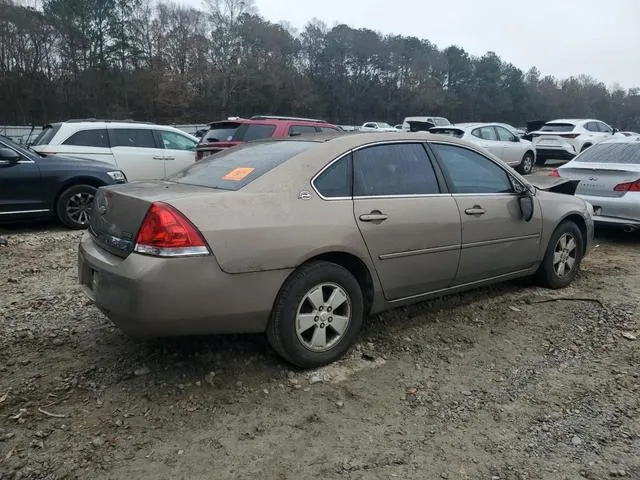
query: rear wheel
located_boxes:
[517,152,535,175]
[267,261,364,368]
[535,221,584,289]
[56,184,97,229]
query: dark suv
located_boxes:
[195,116,342,160]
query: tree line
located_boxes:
[1,0,639,130]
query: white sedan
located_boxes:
[429,123,537,174]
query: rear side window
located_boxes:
[62,129,109,148]
[202,122,241,143]
[314,154,352,198]
[540,123,575,132]
[110,129,157,148]
[168,141,315,190]
[234,124,276,142]
[353,143,440,196]
[473,126,498,141]
[289,125,318,136]
[575,142,640,164]
[32,124,61,146]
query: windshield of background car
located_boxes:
[233,124,277,142]
[201,122,241,143]
[32,124,61,145]
[575,142,640,164]
[540,123,575,132]
[167,140,316,190]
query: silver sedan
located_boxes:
[554,136,640,231]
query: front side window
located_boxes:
[495,126,516,142]
[314,154,352,198]
[353,143,440,196]
[159,130,197,151]
[597,122,612,133]
[585,122,599,132]
[431,143,513,194]
[110,129,157,148]
[62,129,109,148]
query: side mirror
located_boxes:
[519,191,534,222]
[0,148,20,162]
[612,127,618,134]
[512,136,520,142]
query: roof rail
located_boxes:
[250,115,327,124]
[64,118,155,124]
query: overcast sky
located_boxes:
[184,0,639,89]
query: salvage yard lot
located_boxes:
[0,224,639,480]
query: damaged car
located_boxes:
[78,132,594,368]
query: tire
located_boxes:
[56,184,97,229]
[267,261,364,368]
[517,151,535,175]
[580,143,592,152]
[535,221,584,289]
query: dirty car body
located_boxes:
[78,132,594,368]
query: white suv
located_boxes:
[530,119,617,165]
[31,120,199,181]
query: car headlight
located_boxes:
[107,171,127,183]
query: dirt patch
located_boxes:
[0,226,639,480]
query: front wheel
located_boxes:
[517,152,535,175]
[267,261,364,368]
[535,221,584,289]
[56,184,97,229]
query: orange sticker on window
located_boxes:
[222,167,255,181]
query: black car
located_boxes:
[0,135,127,229]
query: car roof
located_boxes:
[545,119,602,124]
[209,116,335,127]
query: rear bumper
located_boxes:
[535,148,576,161]
[576,193,640,228]
[78,233,292,336]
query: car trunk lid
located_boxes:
[89,182,221,258]
[559,164,640,198]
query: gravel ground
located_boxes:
[0,221,639,480]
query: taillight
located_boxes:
[134,202,209,257]
[559,133,581,139]
[613,179,640,192]
[549,169,560,177]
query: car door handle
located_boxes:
[152,156,166,160]
[464,206,486,216]
[359,212,388,222]
[164,157,175,161]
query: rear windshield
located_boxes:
[167,141,315,190]
[540,123,575,132]
[32,124,61,145]
[575,141,640,164]
[233,124,276,142]
[433,118,451,126]
[430,128,464,138]
[201,122,241,143]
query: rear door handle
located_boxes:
[164,157,175,161]
[359,212,388,222]
[152,156,165,160]
[464,206,486,216]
